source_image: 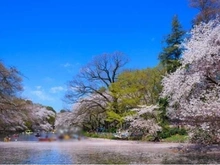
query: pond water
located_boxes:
[0,132,57,142]
[0,137,220,164]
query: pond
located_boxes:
[0,132,57,142]
[0,138,220,164]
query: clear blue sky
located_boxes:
[0,0,197,111]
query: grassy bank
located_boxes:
[83,132,189,143]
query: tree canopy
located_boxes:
[159,15,185,73]
[161,18,220,144]
[190,0,220,25]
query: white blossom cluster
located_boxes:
[55,92,109,130]
[161,18,220,139]
[26,104,56,131]
[55,110,86,130]
[0,109,26,131]
[0,102,56,132]
[125,105,161,137]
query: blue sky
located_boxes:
[0,0,197,111]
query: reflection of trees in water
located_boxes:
[162,153,220,164]
[0,142,220,164]
[71,151,152,164]
[0,148,30,164]
[163,144,220,164]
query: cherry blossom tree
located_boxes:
[56,92,109,131]
[25,103,56,131]
[65,52,128,131]
[0,99,56,132]
[125,105,161,140]
[161,18,220,144]
[189,0,220,25]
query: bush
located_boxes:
[25,121,33,130]
[190,129,219,145]
[158,126,187,139]
[83,132,115,139]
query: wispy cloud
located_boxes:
[151,37,155,42]
[62,62,80,68]
[43,77,54,83]
[63,62,71,68]
[50,86,66,93]
[61,62,80,68]
[31,87,54,101]
[36,86,42,90]
[61,62,81,73]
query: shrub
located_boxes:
[190,129,219,145]
[158,126,187,139]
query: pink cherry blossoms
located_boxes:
[161,18,220,142]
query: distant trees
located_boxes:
[189,0,220,25]
[0,61,56,132]
[65,52,128,104]
[159,15,185,73]
[65,52,129,130]
[0,98,56,132]
[24,102,56,131]
[109,66,164,111]
[62,50,168,134]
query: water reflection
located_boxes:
[24,148,73,164]
[0,132,59,142]
[0,139,219,164]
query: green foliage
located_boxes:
[25,100,33,105]
[158,127,187,139]
[159,15,185,73]
[98,86,107,93]
[106,66,165,130]
[25,121,32,130]
[106,111,124,123]
[60,109,67,113]
[46,106,56,113]
[158,97,169,125]
[105,127,117,133]
[163,134,189,143]
[142,135,155,141]
[45,106,56,125]
[106,102,137,129]
[47,116,55,125]
[109,66,165,108]
[83,132,114,139]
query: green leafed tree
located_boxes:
[106,66,165,129]
[159,15,185,73]
[65,52,129,131]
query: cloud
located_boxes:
[31,87,54,101]
[36,86,42,90]
[43,77,54,83]
[61,62,81,73]
[62,62,80,68]
[50,86,66,93]
[63,63,71,68]
[151,37,155,42]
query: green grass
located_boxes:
[83,132,189,143]
[163,134,189,143]
[83,132,115,139]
